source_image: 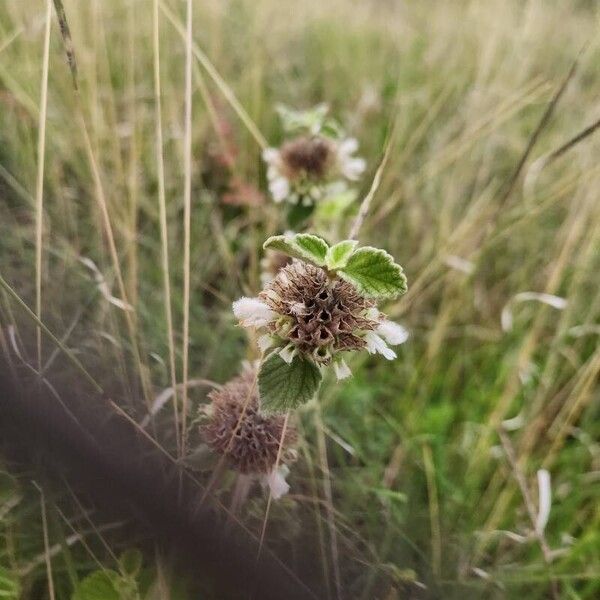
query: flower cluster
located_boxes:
[263,106,365,206]
[202,366,296,499]
[234,261,407,381]
[191,106,408,504]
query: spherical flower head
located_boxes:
[202,368,296,475]
[259,261,380,364]
[263,134,365,205]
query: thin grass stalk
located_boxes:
[51,0,154,408]
[181,0,193,456]
[38,487,56,600]
[35,0,52,371]
[159,0,267,150]
[153,0,180,452]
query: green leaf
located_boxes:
[337,247,407,299]
[325,240,358,269]
[286,203,314,230]
[258,353,322,413]
[263,234,328,267]
[119,549,142,578]
[72,570,121,600]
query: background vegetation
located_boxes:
[0,0,599,597]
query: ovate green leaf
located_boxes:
[258,353,322,413]
[72,570,121,600]
[325,240,358,270]
[263,234,328,267]
[337,247,407,299]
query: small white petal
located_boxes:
[338,137,359,155]
[333,358,352,380]
[263,465,290,500]
[341,157,366,180]
[278,344,297,364]
[262,148,279,164]
[257,334,275,353]
[364,331,397,360]
[232,297,275,328]
[377,320,409,346]
[365,307,380,320]
[269,177,290,202]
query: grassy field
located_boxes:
[0,0,599,598]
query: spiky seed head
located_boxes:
[279,136,335,181]
[259,261,379,363]
[202,369,296,474]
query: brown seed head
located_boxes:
[260,261,378,363]
[203,369,296,474]
[279,136,335,181]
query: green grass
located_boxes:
[1,0,599,597]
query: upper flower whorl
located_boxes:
[259,261,378,364]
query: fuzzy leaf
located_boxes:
[337,247,407,299]
[325,240,358,270]
[263,234,328,267]
[72,570,122,600]
[259,353,322,413]
[119,549,142,578]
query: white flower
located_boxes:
[333,358,352,380]
[262,465,290,500]
[262,133,365,205]
[376,320,409,345]
[364,331,396,360]
[232,297,275,328]
[336,137,366,181]
[262,148,279,163]
[269,176,290,203]
[263,148,289,203]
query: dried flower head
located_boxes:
[233,260,408,380]
[261,261,378,363]
[279,136,335,180]
[202,368,296,475]
[263,135,365,205]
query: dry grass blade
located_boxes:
[255,411,290,570]
[35,0,52,371]
[37,486,56,600]
[181,0,193,456]
[422,443,441,578]
[497,428,559,599]
[0,272,103,394]
[159,0,267,150]
[51,0,153,408]
[314,407,343,600]
[51,0,78,90]
[348,122,396,240]
[525,116,600,193]
[497,45,586,208]
[153,0,180,452]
